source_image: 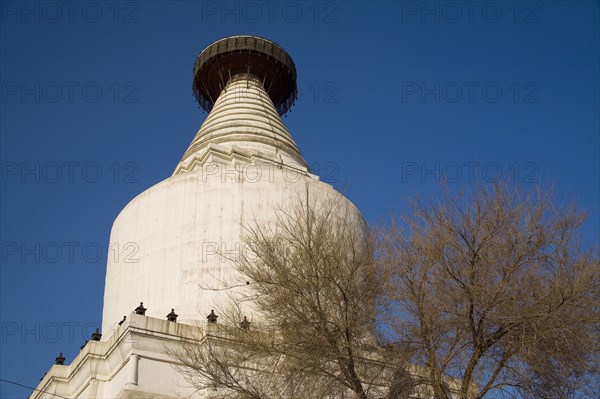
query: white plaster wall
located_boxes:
[101,160,363,334]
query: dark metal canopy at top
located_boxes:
[192,35,298,116]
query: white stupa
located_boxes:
[32,35,365,399]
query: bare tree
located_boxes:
[171,181,598,399]
[377,181,599,399]
[171,189,393,399]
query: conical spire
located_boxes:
[174,73,307,175]
[174,35,308,175]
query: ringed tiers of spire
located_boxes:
[175,73,307,174]
[192,35,298,116]
[176,36,308,175]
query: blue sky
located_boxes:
[1,1,598,398]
